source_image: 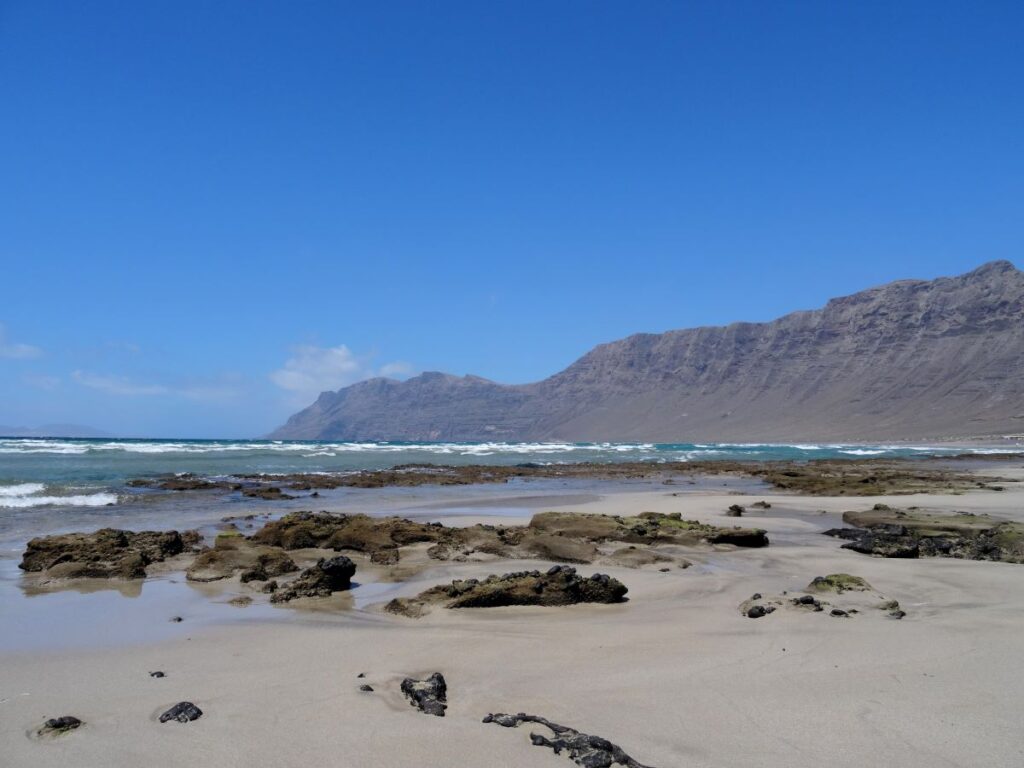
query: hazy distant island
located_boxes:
[271,260,1024,443]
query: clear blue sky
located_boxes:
[1,1,1022,438]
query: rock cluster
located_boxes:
[251,511,452,563]
[483,712,656,768]
[19,528,199,579]
[270,556,356,603]
[526,511,769,549]
[825,506,1024,563]
[400,673,447,717]
[252,510,766,572]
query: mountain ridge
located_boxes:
[270,261,1024,442]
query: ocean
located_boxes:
[0,437,1016,509]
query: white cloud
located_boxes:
[270,344,413,405]
[0,324,42,359]
[72,371,240,401]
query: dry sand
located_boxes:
[3,475,1024,767]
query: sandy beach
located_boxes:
[2,462,1023,768]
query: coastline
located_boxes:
[3,462,1024,767]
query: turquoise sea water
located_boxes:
[0,437,1017,510]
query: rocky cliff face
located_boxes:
[270,261,1024,442]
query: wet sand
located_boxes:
[2,469,1024,766]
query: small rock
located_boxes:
[159,702,203,723]
[727,504,745,517]
[483,712,654,768]
[830,609,849,617]
[751,593,762,600]
[400,672,447,717]
[747,605,774,619]
[149,671,166,678]
[169,616,183,623]
[359,684,374,692]
[888,610,907,620]
[38,716,83,736]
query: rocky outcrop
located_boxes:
[386,566,627,617]
[741,577,905,621]
[270,556,356,603]
[251,511,453,563]
[483,712,656,768]
[127,474,236,491]
[19,528,199,579]
[825,506,1024,563]
[400,673,447,717]
[527,511,769,549]
[271,261,1024,443]
[184,533,297,583]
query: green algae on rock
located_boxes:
[807,574,873,593]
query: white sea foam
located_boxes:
[0,482,119,508]
[0,439,662,456]
[839,449,888,456]
[0,482,46,497]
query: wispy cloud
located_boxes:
[72,371,241,401]
[270,344,413,405]
[0,324,42,359]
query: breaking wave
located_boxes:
[0,482,118,509]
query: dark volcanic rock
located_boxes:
[392,566,628,617]
[37,716,83,736]
[270,556,356,603]
[160,702,203,723]
[359,684,374,692]
[483,712,656,768]
[746,605,774,619]
[825,507,1024,563]
[726,504,745,517]
[241,486,295,500]
[400,673,447,717]
[150,671,166,678]
[20,528,197,579]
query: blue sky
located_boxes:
[1,1,1022,438]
